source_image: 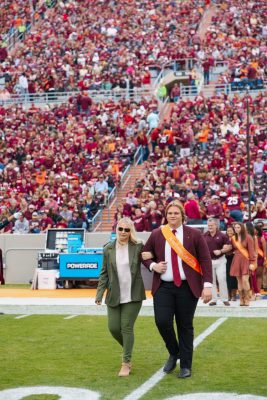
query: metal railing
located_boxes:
[180,84,200,97]
[0,87,156,107]
[180,81,267,99]
[158,95,170,120]
[90,161,134,231]
[107,164,131,209]
[90,209,102,232]
[211,60,229,75]
[133,146,143,166]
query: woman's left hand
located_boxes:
[201,287,212,304]
[142,251,153,260]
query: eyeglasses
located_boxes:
[118,227,130,233]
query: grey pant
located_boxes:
[107,301,142,363]
[211,256,228,302]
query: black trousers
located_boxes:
[226,255,237,291]
[153,280,198,369]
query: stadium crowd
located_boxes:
[0,0,207,95]
[113,90,266,232]
[0,0,266,236]
[203,0,266,90]
[0,94,161,232]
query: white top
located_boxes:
[116,243,132,304]
[161,225,186,282]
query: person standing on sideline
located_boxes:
[245,222,260,300]
[225,225,238,301]
[254,224,267,295]
[95,218,147,377]
[204,218,232,306]
[141,201,212,379]
[230,222,257,306]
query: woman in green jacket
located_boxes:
[96,217,147,377]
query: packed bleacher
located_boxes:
[204,0,267,91]
[0,0,207,95]
[0,95,159,232]
[0,0,48,39]
[114,91,267,232]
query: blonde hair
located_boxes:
[165,200,186,223]
[116,217,139,244]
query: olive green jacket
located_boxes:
[95,240,146,307]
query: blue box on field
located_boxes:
[67,233,83,253]
[59,248,103,279]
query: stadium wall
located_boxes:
[0,232,151,284]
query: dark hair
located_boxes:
[233,222,246,242]
[245,221,255,238]
[254,225,263,237]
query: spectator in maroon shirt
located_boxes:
[145,200,163,231]
[39,209,54,232]
[210,152,224,170]
[78,92,92,115]
[222,209,236,229]
[253,200,267,220]
[0,47,8,62]
[23,204,36,221]
[206,195,224,220]
[150,128,160,152]
[132,208,146,232]
[136,131,149,161]
[202,59,211,85]
[226,190,244,222]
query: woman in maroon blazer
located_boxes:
[142,201,212,379]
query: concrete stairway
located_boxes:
[94,5,220,233]
[198,4,221,97]
[94,164,145,232]
[198,5,218,41]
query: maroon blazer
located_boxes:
[142,225,212,298]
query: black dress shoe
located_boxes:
[163,354,180,373]
[178,368,191,378]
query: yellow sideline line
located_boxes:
[0,288,153,299]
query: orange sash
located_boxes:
[161,225,202,275]
[231,237,249,259]
[258,248,264,258]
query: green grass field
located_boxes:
[0,315,266,400]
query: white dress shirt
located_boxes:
[161,225,186,281]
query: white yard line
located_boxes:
[64,315,78,320]
[14,315,30,319]
[123,317,227,400]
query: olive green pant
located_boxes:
[107,301,142,363]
